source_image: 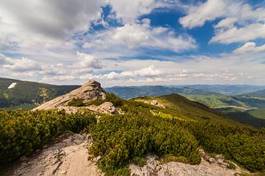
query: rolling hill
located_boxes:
[1,77,265,127]
[0,77,78,108]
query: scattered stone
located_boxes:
[130,156,243,176]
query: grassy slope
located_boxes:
[134,94,238,123]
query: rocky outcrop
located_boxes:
[130,155,246,176]
[88,102,116,114]
[33,80,116,114]
[33,80,106,111]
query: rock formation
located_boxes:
[33,80,115,114]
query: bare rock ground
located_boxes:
[130,155,246,176]
[8,133,102,176]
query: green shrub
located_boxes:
[0,110,96,164]
[90,114,200,175]
[106,93,124,107]
[185,120,265,172]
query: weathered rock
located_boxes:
[130,156,245,176]
[33,80,106,111]
[95,102,116,114]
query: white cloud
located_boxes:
[1,56,41,72]
[2,51,265,86]
[97,65,162,80]
[0,0,103,40]
[180,0,265,29]
[180,0,265,44]
[1,0,265,86]
[83,23,196,55]
[215,17,237,29]
[234,42,265,54]
[211,23,265,44]
[108,0,159,23]
[76,52,102,69]
[179,0,230,29]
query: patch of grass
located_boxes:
[160,154,189,164]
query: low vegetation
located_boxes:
[90,114,200,175]
[0,110,96,164]
[0,94,265,175]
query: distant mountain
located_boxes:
[106,85,265,109]
[240,89,265,98]
[106,86,185,99]
[106,85,265,99]
[185,85,265,95]
[0,77,78,108]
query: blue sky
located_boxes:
[0,0,265,86]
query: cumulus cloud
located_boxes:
[0,55,41,72]
[0,0,103,40]
[234,42,265,54]
[211,23,265,44]
[76,52,102,69]
[180,0,265,44]
[180,0,265,29]
[83,22,196,55]
[1,0,265,86]
[179,0,229,29]
[108,0,157,23]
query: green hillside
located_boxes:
[0,77,78,108]
[1,77,264,128]
[1,93,265,175]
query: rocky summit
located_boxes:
[33,80,115,114]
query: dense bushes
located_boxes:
[0,110,96,164]
[185,120,265,172]
[89,99,265,175]
[90,114,200,175]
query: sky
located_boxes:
[0,0,265,86]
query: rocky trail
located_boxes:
[6,133,102,176]
[4,132,248,176]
